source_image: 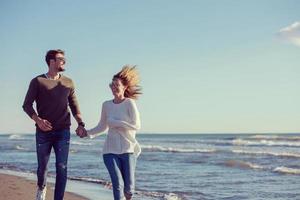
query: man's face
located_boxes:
[54,53,66,72]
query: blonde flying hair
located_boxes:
[113,65,142,99]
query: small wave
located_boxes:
[273,167,300,175]
[70,141,93,146]
[232,139,300,147]
[249,135,300,141]
[69,176,184,199]
[249,135,279,139]
[232,149,300,158]
[69,149,78,153]
[69,176,112,188]
[224,160,264,170]
[141,145,216,153]
[9,134,25,140]
[136,191,184,200]
[223,160,300,176]
[15,145,30,151]
[0,164,20,171]
[163,193,182,200]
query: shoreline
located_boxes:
[0,169,112,200]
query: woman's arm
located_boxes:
[87,102,108,138]
[107,99,141,130]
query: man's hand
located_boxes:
[76,126,87,138]
[74,115,87,138]
[32,115,52,132]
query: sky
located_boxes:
[0,0,299,134]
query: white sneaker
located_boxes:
[36,187,46,200]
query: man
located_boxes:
[22,49,87,200]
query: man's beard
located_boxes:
[58,66,65,72]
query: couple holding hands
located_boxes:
[23,49,142,200]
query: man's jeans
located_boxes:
[36,129,70,200]
[103,153,137,200]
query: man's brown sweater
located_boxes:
[22,74,80,132]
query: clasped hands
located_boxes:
[76,125,88,138]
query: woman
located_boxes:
[86,65,142,200]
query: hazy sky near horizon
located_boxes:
[0,0,299,134]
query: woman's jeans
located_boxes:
[103,153,137,200]
[36,129,70,200]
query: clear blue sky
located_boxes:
[0,0,299,134]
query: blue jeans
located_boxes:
[103,153,137,200]
[36,129,70,200]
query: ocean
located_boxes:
[0,133,299,200]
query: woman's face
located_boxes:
[110,78,126,97]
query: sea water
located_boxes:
[1,133,300,200]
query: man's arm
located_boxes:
[68,82,81,119]
[68,81,86,137]
[73,113,84,124]
[22,78,52,132]
[22,78,38,118]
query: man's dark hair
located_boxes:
[45,49,65,66]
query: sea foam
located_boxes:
[141,145,216,153]
[273,167,300,175]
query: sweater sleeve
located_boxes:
[68,80,81,116]
[87,102,108,138]
[22,78,38,118]
[107,99,141,130]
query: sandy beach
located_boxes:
[0,173,87,200]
